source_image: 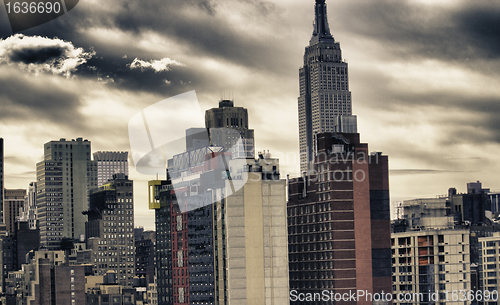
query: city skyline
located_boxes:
[1,0,500,229]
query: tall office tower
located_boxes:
[0,138,4,224]
[299,0,357,173]
[93,151,129,187]
[85,173,135,287]
[19,182,37,230]
[288,133,391,305]
[36,138,97,250]
[3,189,26,234]
[150,100,288,305]
[149,156,288,305]
[205,99,255,158]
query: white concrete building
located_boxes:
[392,229,471,305]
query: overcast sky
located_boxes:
[1,0,500,229]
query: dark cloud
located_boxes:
[9,46,64,64]
[110,0,286,72]
[75,56,199,97]
[21,0,289,74]
[454,4,500,60]
[337,0,500,64]
[0,34,94,76]
[0,1,285,96]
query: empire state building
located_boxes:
[298,0,357,173]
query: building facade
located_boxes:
[86,272,137,305]
[392,229,471,305]
[36,138,97,250]
[93,151,129,187]
[4,188,26,234]
[205,99,255,159]
[448,182,491,226]
[135,229,156,284]
[150,99,288,305]
[287,132,392,305]
[0,224,13,294]
[298,0,358,173]
[489,192,500,215]
[5,250,86,305]
[150,156,289,305]
[85,173,135,287]
[479,233,500,305]
[15,221,40,270]
[20,182,38,230]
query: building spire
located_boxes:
[312,0,333,40]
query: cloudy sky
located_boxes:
[1,0,500,229]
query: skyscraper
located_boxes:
[93,151,129,187]
[150,155,288,305]
[85,173,135,287]
[36,138,97,250]
[288,133,391,305]
[150,100,289,305]
[298,0,357,173]
[205,99,255,158]
[288,2,391,302]
[4,189,26,234]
